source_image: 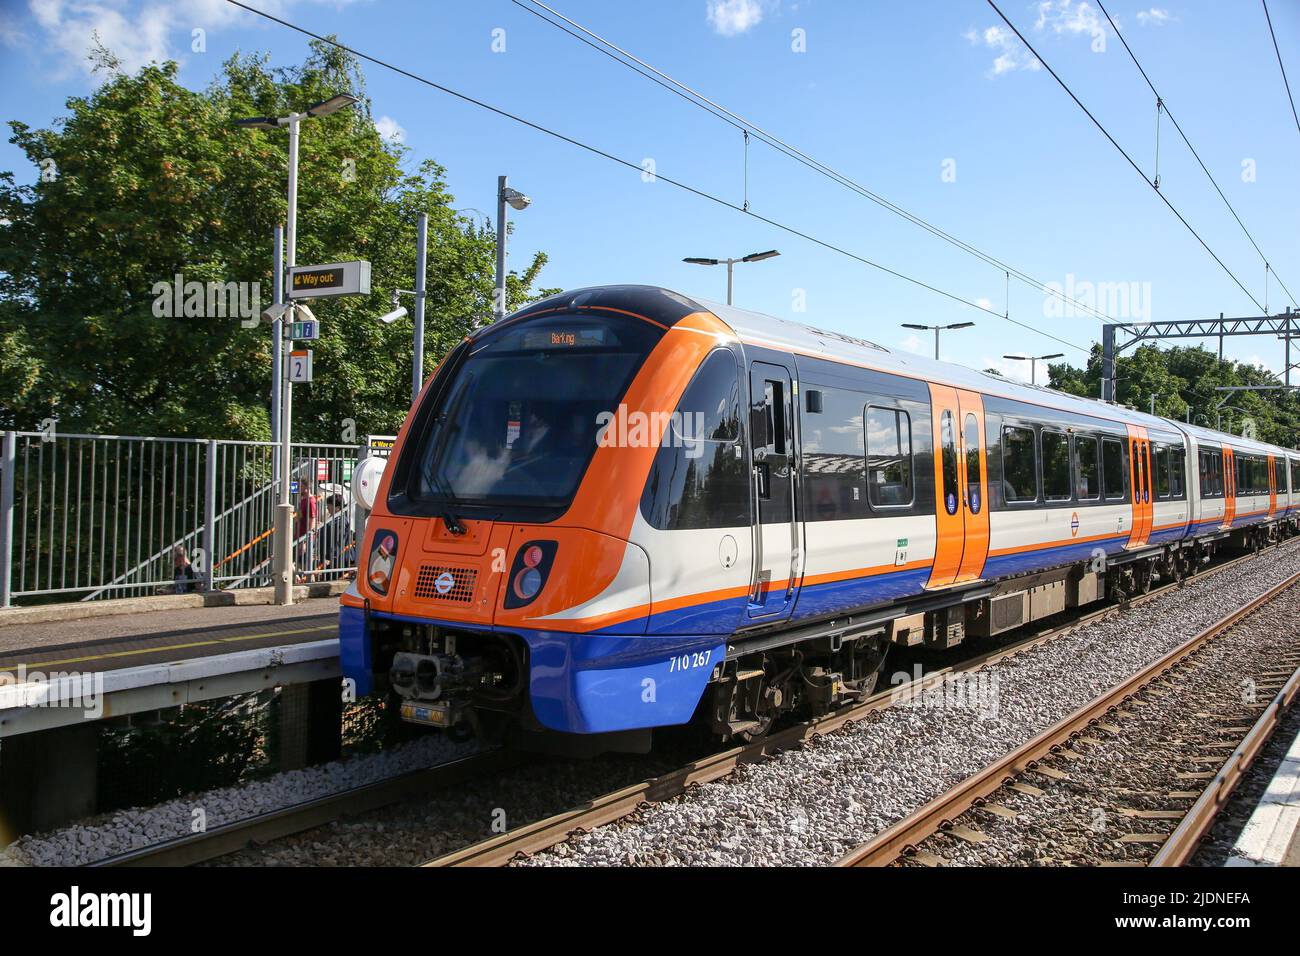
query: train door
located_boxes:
[1125,426,1153,548]
[926,385,989,588]
[1222,444,1237,529]
[1268,454,1278,518]
[747,361,801,620]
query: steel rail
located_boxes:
[93,749,525,867]
[84,543,1273,868]
[424,548,1270,867]
[834,567,1300,867]
[1151,658,1300,865]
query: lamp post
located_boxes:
[1002,352,1065,386]
[375,213,431,405]
[901,322,975,360]
[495,176,531,320]
[683,249,779,306]
[237,93,358,605]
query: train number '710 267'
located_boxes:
[668,649,713,673]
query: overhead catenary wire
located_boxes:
[1262,0,1300,137]
[513,0,1121,326]
[986,0,1267,314]
[222,0,1092,355]
[1095,0,1297,309]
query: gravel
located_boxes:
[0,733,479,867]
[913,584,1300,865]
[516,538,1300,867]
[9,540,1299,869]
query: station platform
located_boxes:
[0,592,345,741]
[1227,720,1300,867]
[0,598,338,677]
[0,593,347,841]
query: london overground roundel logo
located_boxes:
[1070,512,1080,537]
[434,571,455,594]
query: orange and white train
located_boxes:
[340,285,1300,749]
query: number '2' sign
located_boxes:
[289,349,313,384]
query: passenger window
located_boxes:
[1102,438,1126,501]
[639,350,749,530]
[964,413,982,515]
[1075,436,1100,500]
[1042,431,1071,501]
[940,411,959,515]
[1002,425,1038,503]
[803,388,868,521]
[1155,445,1171,498]
[865,406,914,509]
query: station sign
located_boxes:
[289,349,313,383]
[289,260,371,299]
[290,319,319,340]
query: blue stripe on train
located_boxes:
[981,534,1128,578]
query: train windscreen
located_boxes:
[409,312,665,515]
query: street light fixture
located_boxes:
[495,176,531,320]
[682,249,780,305]
[235,91,358,605]
[901,321,975,360]
[1002,352,1065,386]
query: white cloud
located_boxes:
[965,21,1041,75]
[19,0,356,79]
[1135,8,1171,26]
[374,115,405,143]
[0,13,26,46]
[982,355,1034,383]
[706,0,764,37]
[1035,0,1108,39]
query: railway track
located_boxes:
[92,749,526,867]
[423,547,1277,868]
[834,567,1300,868]
[88,543,1280,868]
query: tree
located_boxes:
[1046,343,1300,447]
[0,41,554,440]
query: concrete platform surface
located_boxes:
[1226,721,1300,867]
[0,598,341,676]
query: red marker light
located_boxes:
[523,545,544,568]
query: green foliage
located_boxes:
[1046,343,1300,447]
[0,41,552,439]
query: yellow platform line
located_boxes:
[0,624,337,672]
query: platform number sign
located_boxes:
[289,349,313,384]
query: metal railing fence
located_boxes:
[0,431,392,607]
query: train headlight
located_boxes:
[367,530,398,596]
[504,540,557,609]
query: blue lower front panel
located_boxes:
[523,632,722,734]
[339,604,372,697]
[337,603,721,735]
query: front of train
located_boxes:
[339,286,733,746]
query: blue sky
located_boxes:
[2,0,1297,383]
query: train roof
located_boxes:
[509,284,1296,460]
[700,296,1296,460]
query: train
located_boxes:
[339,284,1300,752]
